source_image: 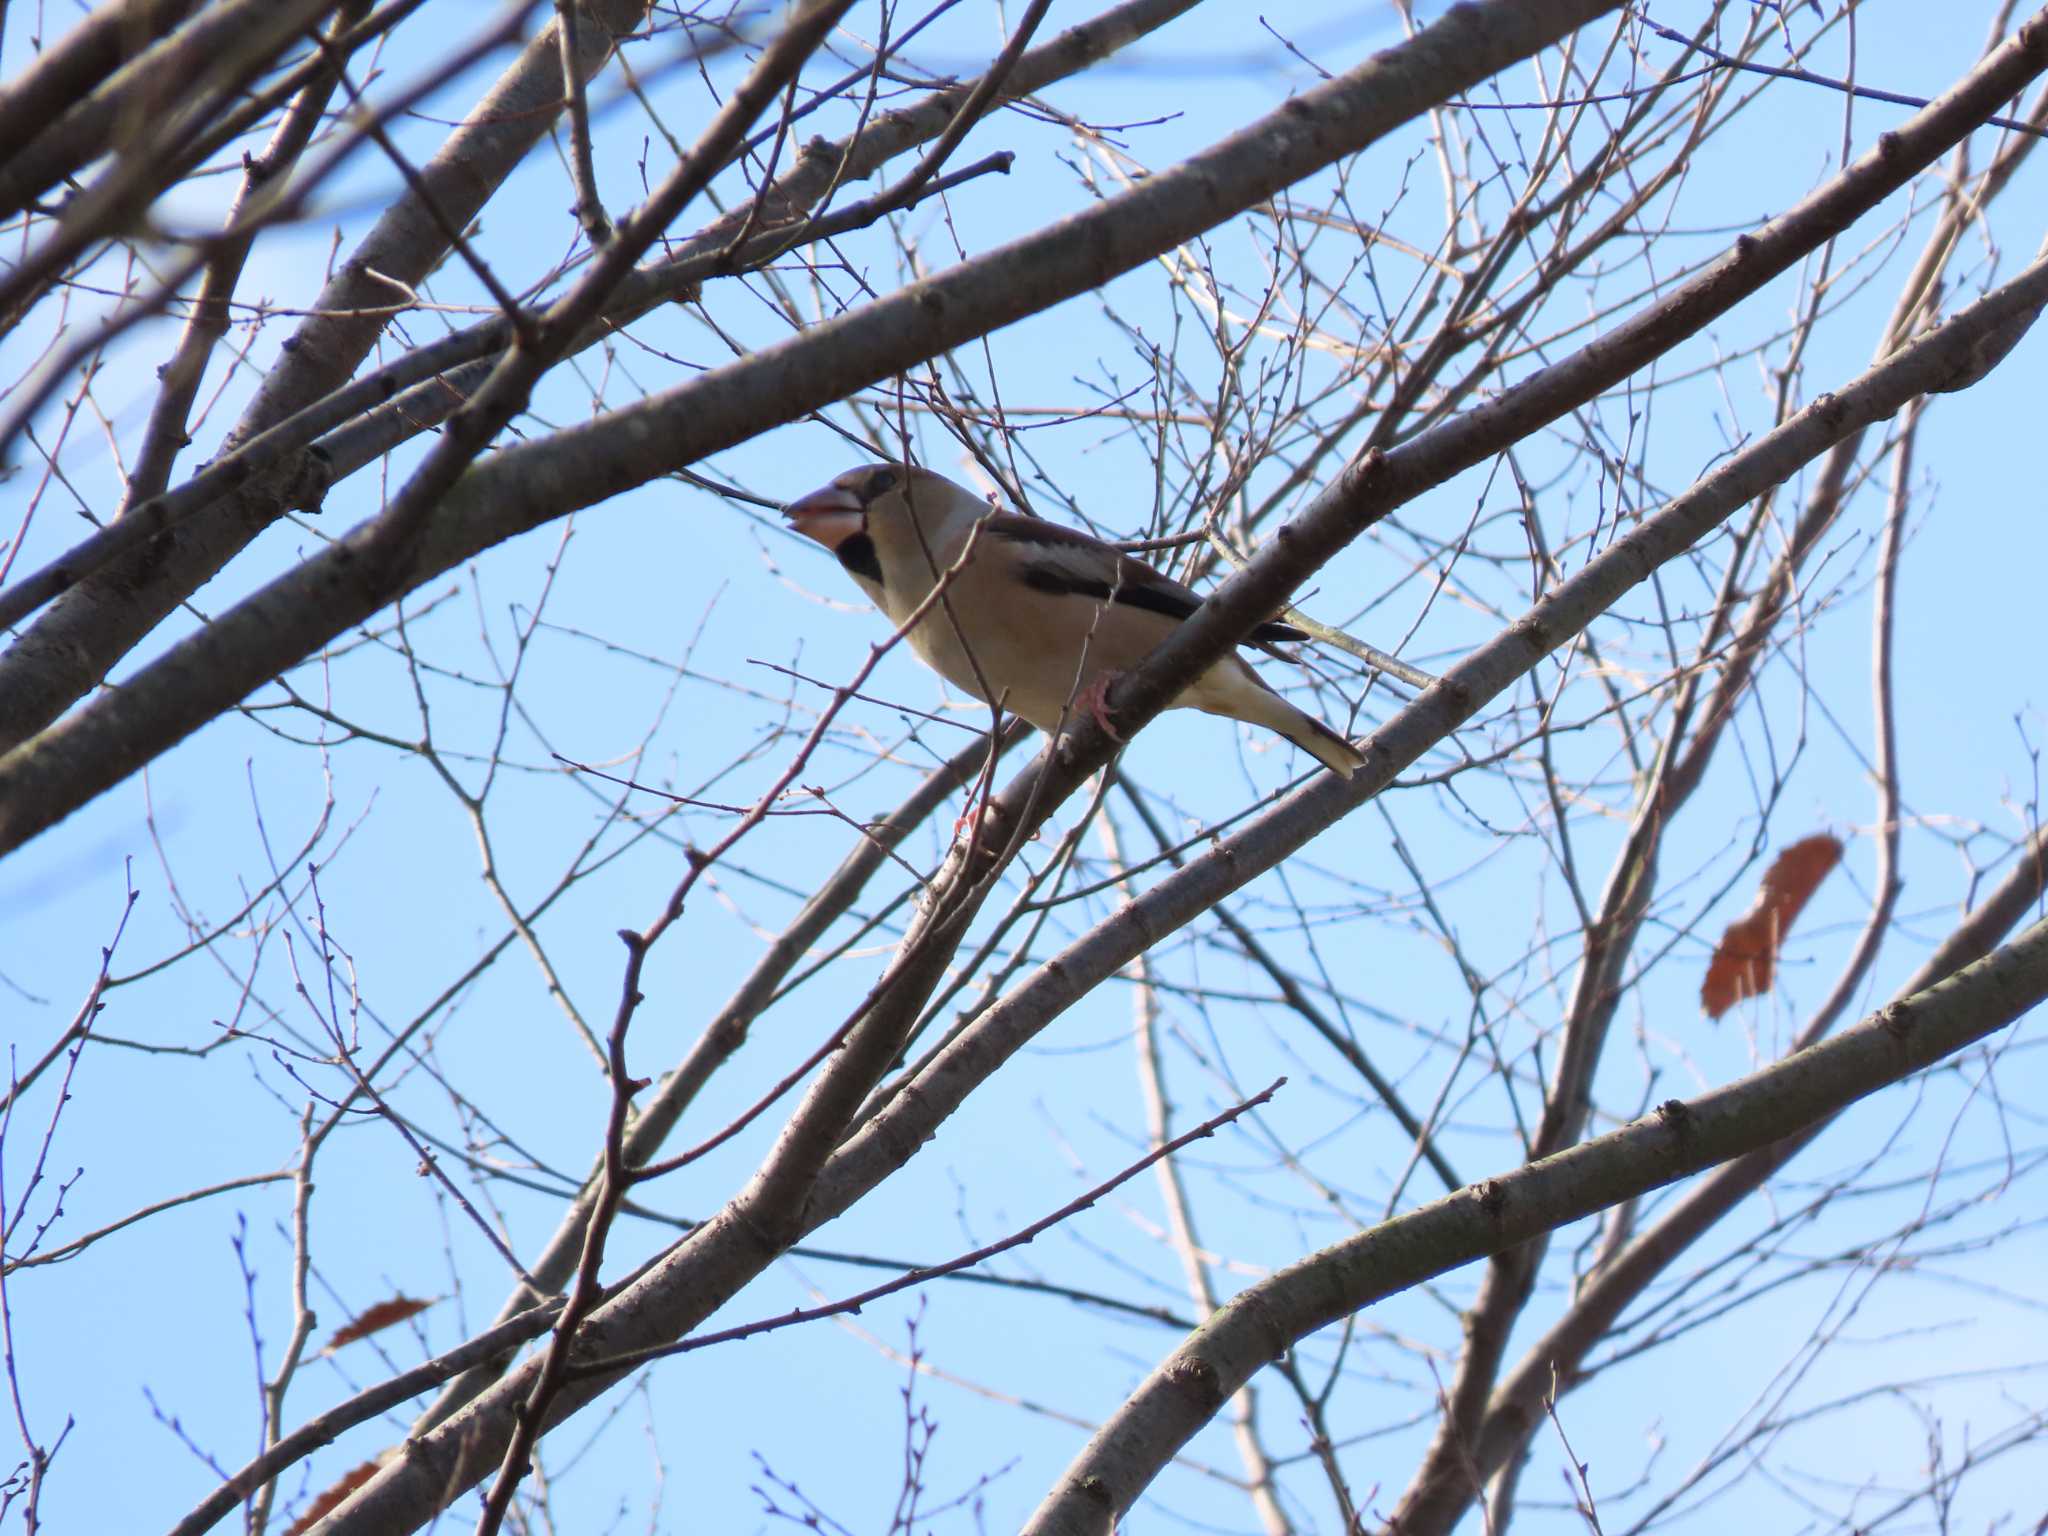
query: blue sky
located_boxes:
[3,3,2045,1532]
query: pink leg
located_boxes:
[953,779,992,840]
[952,799,987,849]
[953,793,1021,853]
[1074,672,1127,742]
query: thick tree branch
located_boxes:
[0,0,656,752]
[1389,79,2048,1534]
[409,720,1027,1430]
[807,253,2048,1323]
[0,0,200,163]
[281,19,1657,1531]
[0,0,339,228]
[1020,915,2048,1533]
[1437,822,2048,1533]
[8,0,1879,852]
[303,195,2048,1536]
[0,0,1201,639]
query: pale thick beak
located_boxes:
[783,483,864,548]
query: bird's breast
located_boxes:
[885,549,1185,732]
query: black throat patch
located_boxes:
[836,532,883,585]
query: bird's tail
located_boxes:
[1196,663,1365,779]
[1272,700,1366,779]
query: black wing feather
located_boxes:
[1012,552,1305,645]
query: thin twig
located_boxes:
[574,1080,1284,1376]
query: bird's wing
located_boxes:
[986,516,1306,645]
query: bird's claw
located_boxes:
[1075,673,1126,742]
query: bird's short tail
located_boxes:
[1281,706,1366,779]
[1210,678,1364,779]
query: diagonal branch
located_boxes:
[34,0,1993,855]
[1019,914,2048,1533]
[0,0,658,753]
[0,0,1205,639]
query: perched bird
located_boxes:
[783,463,1365,778]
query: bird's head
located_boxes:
[783,463,975,557]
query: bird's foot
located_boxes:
[953,796,1015,856]
[1074,673,1126,742]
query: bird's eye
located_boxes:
[864,468,899,499]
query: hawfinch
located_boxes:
[784,464,1366,778]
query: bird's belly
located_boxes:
[904,597,1153,732]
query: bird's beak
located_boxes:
[783,483,865,549]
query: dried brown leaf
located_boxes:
[323,1294,432,1353]
[286,1460,381,1535]
[1701,834,1844,1019]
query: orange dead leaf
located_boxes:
[1701,833,1843,1018]
[323,1294,432,1353]
[286,1460,381,1535]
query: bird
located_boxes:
[783,463,1366,778]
